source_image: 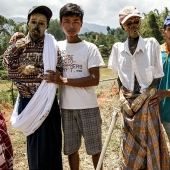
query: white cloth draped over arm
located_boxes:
[10,33,58,136]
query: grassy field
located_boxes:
[2,63,170,169]
[0,80,13,91]
[5,78,121,170]
[1,67,120,169]
[0,67,117,91]
[100,67,117,80]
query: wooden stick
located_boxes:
[96,110,119,170]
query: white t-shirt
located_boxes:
[108,36,164,93]
[57,40,105,109]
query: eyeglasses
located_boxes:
[125,19,140,27]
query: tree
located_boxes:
[114,27,127,42]
[0,15,28,55]
[148,12,163,43]
[47,19,65,41]
[0,15,15,55]
[161,7,170,21]
[13,22,28,35]
[0,15,15,34]
[107,26,111,34]
[140,8,170,44]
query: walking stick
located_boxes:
[96,107,119,170]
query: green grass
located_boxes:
[0,67,117,106]
[100,67,117,80]
[0,82,13,91]
[0,67,117,91]
[0,80,10,84]
[1,69,120,169]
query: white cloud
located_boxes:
[0,0,169,28]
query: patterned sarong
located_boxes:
[119,88,170,170]
[0,112,13,169]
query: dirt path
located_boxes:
[1,87,121,170]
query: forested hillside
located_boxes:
[0,7,170,66]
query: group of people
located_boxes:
[1,2,170,170]
[3,3,104,170]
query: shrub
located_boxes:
[0,89,18,105]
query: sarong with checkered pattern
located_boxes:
[119,90,169,170]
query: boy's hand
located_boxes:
[44,70,66,84]
[149,89,164,107]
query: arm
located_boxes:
[117,76,122,90]
[148,39,165,107]
[45,42,104,87]
[3,32,25,69]
[44,67,100,87]
[143,78,160,92]
[149,90,170,107]
[108,43,119,74]
[132,38,164,110]
[3,32,39,76]
[131,78,160,112]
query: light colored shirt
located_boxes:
[57,40,105,109]
[108,36,164,93]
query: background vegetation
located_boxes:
[0,7,170,105]
[1,7,170,56]
[1,7,170,169]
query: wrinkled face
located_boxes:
[28,13,47,41]
[162,24,170,43]
[122,16,141,38]
[60,15,82,37]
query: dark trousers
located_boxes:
[18,97,63,170]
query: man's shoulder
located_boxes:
[57,40,66,48]
[112,41,124,51]
[57,40,66,44]
[160,43,168,53]
[83,40,97,47]
[143,37,159,44]
[80,40,100,52]
[113,41,123,46]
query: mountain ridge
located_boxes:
[9,17,108,34]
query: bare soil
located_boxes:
[1,84,121,170]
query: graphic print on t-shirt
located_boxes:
[60,49,82,73]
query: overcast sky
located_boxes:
[1,0,170,28]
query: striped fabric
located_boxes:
[0,112,13,169]
[119,88,169,170]
[3,34,44,98]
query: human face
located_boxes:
[28,13,47,41]
[162,24,170,44]
[60,15,82,37]
[122,17,141,38]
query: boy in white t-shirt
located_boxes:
[44,3,105,170]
